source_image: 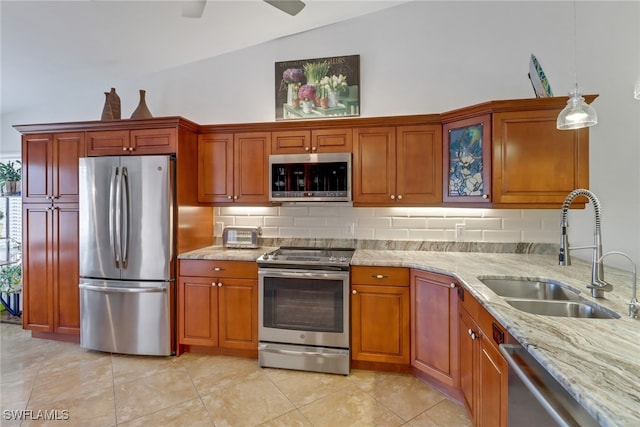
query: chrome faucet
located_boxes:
[597,251,638,318]
[559,189,613,298]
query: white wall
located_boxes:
[2,1,639,270]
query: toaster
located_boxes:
[222,226,262,249]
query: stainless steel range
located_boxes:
[257,247,354,375]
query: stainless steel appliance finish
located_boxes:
[269,153,351,202]
[223,226,261,249]
[258,247,354,375]
[500,344,600,427]
[79,155,175,356]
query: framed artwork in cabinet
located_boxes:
[442,114,492,203]
[275,54,360,121]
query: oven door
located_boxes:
[258,268,350,349]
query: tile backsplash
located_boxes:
[214,206,561,244]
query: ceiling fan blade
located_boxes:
[182,0,207,18]
[264,0,306,16]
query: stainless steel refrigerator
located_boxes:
[78,155,175,356]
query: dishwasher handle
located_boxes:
[79,283,167,294]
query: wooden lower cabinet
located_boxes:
[410,270,459,387]
[458,289,508,426]
[178,260,258,354]
[350,266,410,366]
[22,203,80,335]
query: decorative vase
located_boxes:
[287,84,296,106]
[327,90,339,108]
[101,92,114,121]
[292,98,300,109]
[301,100,313,113]
[320,97,329,109]
[130,89,153,119]
[108,88,121,119]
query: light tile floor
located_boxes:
[0,323,472,426]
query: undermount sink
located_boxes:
[480,278,581,301]
[506,299,620,319]
[479,277,620,319]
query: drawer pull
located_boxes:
[450,282,457,288]
[212,267,225,272]
[352,290,357,295]
[372,274,388,279]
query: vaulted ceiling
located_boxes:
[1,0,408,116]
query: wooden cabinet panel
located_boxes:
[234,132,270,204]
[351,284,410,364]
[312,128,352,152]
[22,204,53,332]
[179,277,218,346]
[492,110,589,205]
[410,270,458,387]
[22,132,84,204]
[219,279,258,350]
[353,127,396,204]
[198,133,234,203]
[52,206,80,334]
[397,125,442,205]
[87,128,176,156]
[86,130,130,156]
[271,130,310,154]
[179,259,258,279]
[459,305,477,416]
[478,339,508,427]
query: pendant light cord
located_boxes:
[572,0,578,92]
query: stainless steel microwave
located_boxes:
[269,153,351,202]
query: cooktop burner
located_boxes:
[257,247,355,270]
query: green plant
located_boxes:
[0,161,21,182]
[0,264,21,292]
[303,61,330,85]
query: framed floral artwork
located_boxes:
[442,114,492,203]
[275,54,360,121]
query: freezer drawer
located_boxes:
[79,279,173,356]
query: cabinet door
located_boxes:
[233,132,270,204]
[410,270,458,387]
[53,133,85,204]
[353,127,397,205]
[397,125,442,205]
[52,205,80,334]
[22,204,53,332]
[478,336,508,427]
[198,133,234,203]
[86,130,130,156]
[131,128,177,154]
[312,128,352,153]
[442,114,492,204]
[22,134,53,203]
[178,277,218,346]
[351,284,410,364]
[492,110,589,205]
[459,307,478,419]
[218,278,258,350]
[271,130,310,154]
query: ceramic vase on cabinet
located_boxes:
[108,88,121,119]
[101,92,114,120]
[130,89,153,119]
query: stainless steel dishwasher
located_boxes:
[500,344,600,426]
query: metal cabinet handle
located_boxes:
[482,194,489,199]
[311,146,317,151]
[468,329,478,340]
[128,147,134,151]
[212,267,224,272]
[372,274,388,279]
[122,147,127,152]
[352,289,357,295]
[390,194,395,200]
[218,282,222,287]
[450,282,457,288]
[227,195,233,200]
[211,282,216,287]
[233,195,238,200]
[397,195,403,200]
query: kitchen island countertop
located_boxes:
[178,246,640,426]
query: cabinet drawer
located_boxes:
[477,304,506,350]
[351,266,409,286]
[458,287,481,319]
[179,260,258,279]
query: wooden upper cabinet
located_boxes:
[22,132,85,204]
[492,109,589,206]
[198,131,270,204]
[353,126,397,205]
[271,128,352,154]
[353,125,442,206]
[86,128,176,156]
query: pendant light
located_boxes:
[557,1,597,130]
[634,75,640,100]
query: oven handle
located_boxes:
[258,268,349,281]
[260,346,347,358]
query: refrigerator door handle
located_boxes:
[79,283,167,294]
[121,166,130,268]
[109,166,120,268]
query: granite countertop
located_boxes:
[178,245,639,426]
